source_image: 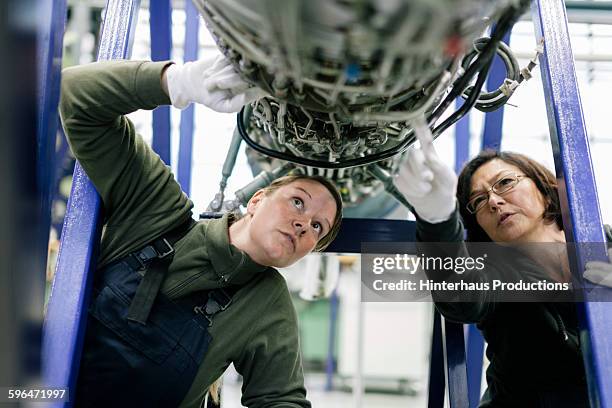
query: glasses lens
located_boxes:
[467,195,487,214]
[493,175,518,194]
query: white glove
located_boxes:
[166,54,267,112]
[394,117,457,223]
[583,248,612,288]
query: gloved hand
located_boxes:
[583,248,612,288]
[165,53,267,113]
[394,117,457,223]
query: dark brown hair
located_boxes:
[457,150,562,242]
[261,174,343,251]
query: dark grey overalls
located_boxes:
[75,218,233,407]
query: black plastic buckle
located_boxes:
[208,290,232,312]
[193,290,233,327]
[155,238,174,259]
[193,304,213,326]
[127,250,149,271]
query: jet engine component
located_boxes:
[194,0,532,214]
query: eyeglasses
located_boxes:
[466,173,526,214]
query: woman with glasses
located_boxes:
[394,130,612,407]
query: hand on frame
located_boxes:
[583,248,612,288]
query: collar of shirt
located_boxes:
[205,213,270,285]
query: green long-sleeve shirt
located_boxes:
[59,60,311,408]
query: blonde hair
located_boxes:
[207,377,222,406]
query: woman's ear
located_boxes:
[246,189,266,216]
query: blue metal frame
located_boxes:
[325,289,339,391]
[150,0,172,164]
[324,218,416,253]
[333,217,470,407]
[465,323,484,408]
[462,29,513,408]
[454,98,471,173]
[532,1,612,407]
[453,98,485,408]
[443,319,469,408]
[427,310,445,408]
[464,31,519,401]
[42,1,142,405]
[177,0,200,196]
[481,31,511,151]
[37,0,68,281]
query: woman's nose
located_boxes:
[486,192,506,211]
[293,219,308,235]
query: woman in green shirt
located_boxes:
[60,54,342,407]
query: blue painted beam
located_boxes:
[42,1,142,406]
[150,0,172,164]
[37,0,68,285]
[465,324,484,408]
[323,218,416,254]
[427,310,445,408]
[532,1,612,407]
[444,318,470,408]
[466,32,512,405]
[462,31,514,399]
[177,0,200,196]
[325,289,339,392]
[453,105,483,407]
[454,98,471,174]
[481,30,511,151]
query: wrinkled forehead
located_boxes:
[470,159,523,193]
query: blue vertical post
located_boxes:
[464,32,512,405]
[325,288,339,391]
[37,0,68,282]
[454,99,470,174]
[35,0,69,382]
[532,1,612,407]
[481,31,511,151]
[463,30,516,401]
[427,310,445,408]
[465,324,484,408]
[42,1,142,405]
[150,0,172,164]
[453,102,485,407]
[444,319,470,408]
[453,99,484,408]
[177,0,200,196]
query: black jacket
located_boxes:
[416,210,612,407]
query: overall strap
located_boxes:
[126,217,197,325]
[193,285,241,327]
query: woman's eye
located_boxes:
[312,222,322,234]
[472,195,487,207]
[498,177,514,186]
[293,198,303,209]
